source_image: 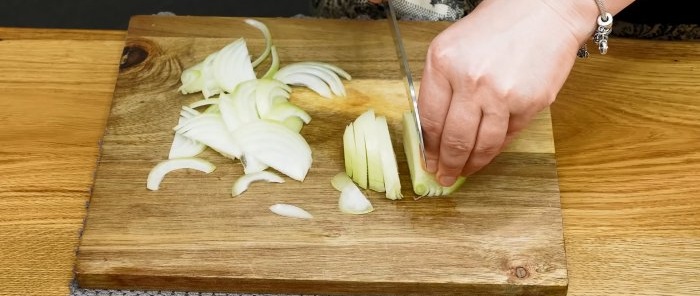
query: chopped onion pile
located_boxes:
[402,111,465,197]
[146,19,351,206]
[342,109,403,200]
[147,18,466,220]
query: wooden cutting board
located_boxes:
[76,16,567,295]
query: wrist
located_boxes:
[539,0,635,45]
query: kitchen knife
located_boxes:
[385,0,427,164]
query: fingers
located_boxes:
[417,57,453,174]
[461,106,509,176]
[436,88,481,186]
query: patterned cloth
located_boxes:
[310,0,698,40]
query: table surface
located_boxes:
[0,19,698,296]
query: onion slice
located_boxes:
[174,114,242,159]
[350,113,369,189]
[269,203,313,219]
[274,64,346,97]
[375,116,402,200]
[402,111,465,196]
[213,38,257,93]
[333,173,374,215]
[188,98,220,109]
[169,111,206,159]
[232,171,284,197]
[331,172,353,191]
[146,158,216,191]
[357,109,384,192]
[295,61,352,81]
[244,18,273,67]
[275,72,333,99]
[178,60,205,94]
[231,120,312,181]
[342,123,355,178]
[241,154,269,174]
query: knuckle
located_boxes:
[442,135,473,155]
[473,144,501,156]
[420,114,442,134]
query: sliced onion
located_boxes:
[342,109,402,200]
[351,114,369,189]
[255,78,291,117]
[218,80,258,131]
[169,111,206,159]
[231,120,312,181]
[274,64,346,97]
[180,105,200,118]
[213,38,257,93]
[232,171,284,197]
[282,117,305,133]
[295,61,352,81]
[343,123,355,178]
[178,61,205,94]
[357,109,384,192]
[241,154,269,174]
[375,116,402,200]
[188,98,220,109]
[264,101,311,125]
[174,114,242,159]
[269,203,313,219]
[244,18,272,68]
[262,45,281,79]
[146,158,216,191]
[200,52,223,99]
[335,173,374,215]
[402,111,465,196]
[274,72,332,99]
[331,172,353,191]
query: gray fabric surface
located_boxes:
[70,281,322,296]
[71,290,317,296]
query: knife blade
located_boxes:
[385,0,427,164]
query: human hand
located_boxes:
[418,0,600,186]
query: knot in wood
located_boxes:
[120,45,149,70]
[515,266,529,279]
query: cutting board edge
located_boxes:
[75,272,569,296]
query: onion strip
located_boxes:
[334,172,374,215]
[146,158,216,191]
[269,203,313,219]
[232,171,284,197]
[244,18,273,67]
[231,120,312,181]
[188,98,220,109]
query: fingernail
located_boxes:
[439,175,457,187]
[425,159,437,173]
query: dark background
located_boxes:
[0,0,694,30]
[0,0,311,30]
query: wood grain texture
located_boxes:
[74,16,566,295]
[1,18,698,296]
[553,38,700,296]
[0,31,125,296]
